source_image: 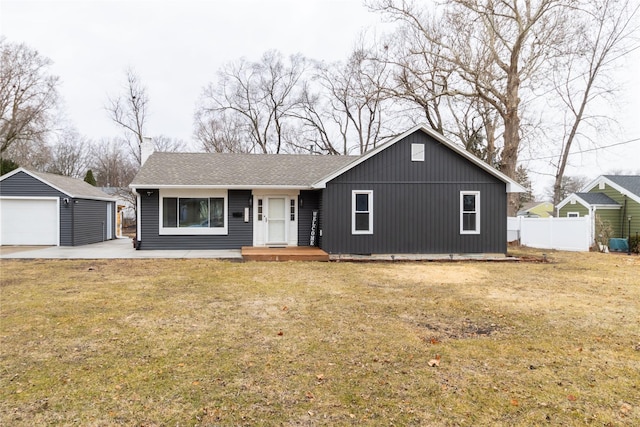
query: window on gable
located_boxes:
[460,191,480,234]
[352,190,373,234]
[567,212,579,218]
[411,143,425,161]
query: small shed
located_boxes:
[0,168,118,246]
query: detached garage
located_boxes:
[0,168,117,246]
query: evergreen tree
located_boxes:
[0,158,19,175]
[84,169,97,186]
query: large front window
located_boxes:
[460,191,480,234]
[159,190,227,235]
[352,190,373,234]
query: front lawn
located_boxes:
[1,251,638,426]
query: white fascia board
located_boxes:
[3,167,74,197]
[130,184,312,190]
[557,194,590,211]
[1,167,117,201]
[311,124,527,193]
[576,175,640,205]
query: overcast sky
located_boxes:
[1,0,639,196]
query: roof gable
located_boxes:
[580,175,640,204]
[0,168,116,201]
[312,124,526,192]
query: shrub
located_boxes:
[629,234,640,254]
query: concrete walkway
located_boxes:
[0,238,242,260]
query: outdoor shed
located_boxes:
[0,168,118,246]
[131,125,525,255]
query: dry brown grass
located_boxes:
[1,249,639,426]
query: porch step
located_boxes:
[241,246,329,262]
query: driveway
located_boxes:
[0,238,242,259]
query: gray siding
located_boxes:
[298,190,321,246]
[321,132,507,254]
[0,171,115,246]
[1,171,72,245]
[71,199,114,246]
[138,189,253,250]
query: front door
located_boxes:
[267,197,286,244]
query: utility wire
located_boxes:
[519,137,640,162]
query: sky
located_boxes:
[1,0,639,197]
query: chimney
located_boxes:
[141,136,154,165]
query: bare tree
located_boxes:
[545,175,589,202]
[47,127,91,178]
[291,39,394,155]
[194,109,252,153]
[550,0,639,206]
[196,51,307,153]
[152,134,187,152]
[106,68,148,164]
[0,37,60,153]
[2,136,51,171]
[90,138,138,187]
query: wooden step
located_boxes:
[241,246,329,262]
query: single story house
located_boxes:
[0,168,118,246]
[517,201,554,218]
[557,175,639,240]
[130,125,525,255]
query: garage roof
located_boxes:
[1,168,117,201]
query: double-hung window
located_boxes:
[160,190,227,235]
[352,190,373,234]
[460,191,480,234]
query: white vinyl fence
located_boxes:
[508,216,592,252]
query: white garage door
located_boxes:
[0,198,59,245]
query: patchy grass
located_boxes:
[1,250,638,426]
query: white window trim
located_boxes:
[411,143,425,161]
[352,190,373,235]
[567,212,579,218]
[460,191,480,235]
[158,189,228,235]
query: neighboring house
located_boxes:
[517,201,554,218]
[0,168,118,246]
[557,175,640,240]
[130,125,525,254]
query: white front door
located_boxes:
[266,197,286,244]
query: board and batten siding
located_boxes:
[297,190,322,247]
[321,131,507,254]
[138,189,253,249]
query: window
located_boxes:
[159,191,227,235]
[290,199,296,221]
[411,143,425,161]
[257,199,263,221]
[352,190,373,234]
[460,191,480,234]
[567,212,579,218]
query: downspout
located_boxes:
[621,196,628,238]
[133,188,142,249]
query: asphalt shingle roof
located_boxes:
[131,152,358,187]
[576,192,620,206]
[28,170,116,200]
[603,175,640,198]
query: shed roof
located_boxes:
[1,168,116,201]
[130,152,357,188]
